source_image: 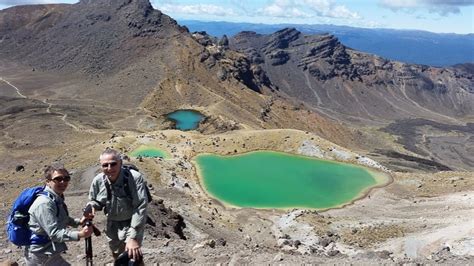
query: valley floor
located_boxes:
[1,129,473,265]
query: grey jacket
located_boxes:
[28,186,81,254]
[88,168,148,239]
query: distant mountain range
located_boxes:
[179,20,474,67]
[0,0,473,170]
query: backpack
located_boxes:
[102,165,156,226]
[123,165,153,203]
[6,186,58,246]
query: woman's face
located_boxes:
[47,169,70,195]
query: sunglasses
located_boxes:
[52,176,71,183]
[101,162,118,168]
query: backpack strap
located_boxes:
[124,167,152,203]
[123,167,152,202]
[37,190,61,217]
[31,191,61,245]
[102,168,151,203]
[102,175,112,201]
[102,170,132,200]
[122,168,133,199]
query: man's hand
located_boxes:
[78,225,93,239]
[82,204,95,222]
[125,238,142,261]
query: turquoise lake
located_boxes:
[129,146,168,158]
[195,151,389,209]
[166,110,205,131]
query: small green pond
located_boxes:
[195,151,389,209]
[166,109,205,131]
[129,146,168,158]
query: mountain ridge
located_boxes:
[0,0,187,75]
[1,1,472,170]
[228,27,474,123]
[0,0,355,145]
[179,19,474,67]
[0,1,474,265]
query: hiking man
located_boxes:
[87,148,148,262]
[25,163,93,265]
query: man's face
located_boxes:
[47,170,70,195]
[100,154,121,181]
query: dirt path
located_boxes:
[1,78,80,131]
[0,77,27,98]
[398,78,460,124]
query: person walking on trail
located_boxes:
[86,148,148,262]
[25,163,93,266]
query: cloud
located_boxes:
[155,0,360,20]
[379,0,418,9]
[159,3,237,17]
[259,0,361,19]
[425,0,473,5]
[260,0,312,18]
[379,0,474,15]
[229,0,253,14]
[326,5,360,19]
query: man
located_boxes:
[87,148,148,262]
[26,163,93,266]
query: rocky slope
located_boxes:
[0,0,473,265]
[1,129,473,265]
[229,28,474,170]
[229,28,474,124]
[0,0,349,141]
[0,0,186,75]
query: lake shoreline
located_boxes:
[193,150,393,211]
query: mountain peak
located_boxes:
[265,27,301,50]
[273,27,300,36]
[0,0,186,75]
[78,0,152,8]
[75,0,156,23]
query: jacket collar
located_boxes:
[44,185,65,201]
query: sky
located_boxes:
[0,0,473,34]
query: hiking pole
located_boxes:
[83,204,101,266]
[85,233,93,266]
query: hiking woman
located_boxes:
[24,163,93,265]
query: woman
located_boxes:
[24,163,93,265]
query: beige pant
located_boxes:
[106,219,144,256]
[24,250,70,266]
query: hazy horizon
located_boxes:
[0,0,473,34]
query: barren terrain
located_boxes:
[0,1,473,264]
[1,125,473,265]
[0,69,472,264]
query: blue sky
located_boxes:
[0,0,473,34]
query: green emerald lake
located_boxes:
[130,146,168,158]
[166,110,205,131]
[195,151,388,209]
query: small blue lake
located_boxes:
[166,110,205,131]
[129,145,169,159]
